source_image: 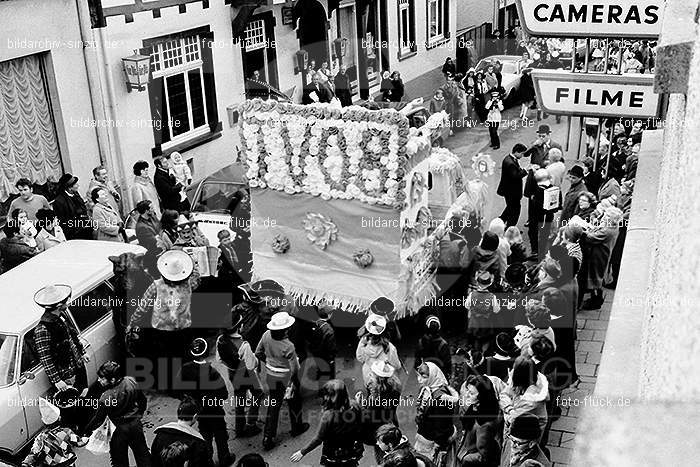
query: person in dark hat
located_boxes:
[560,165,588,224]
[476,332,518,383]
[33,285,89,393]
[308,303,337,383]
[465,271,500,354]
[235,279,293,349]
[500,413,551,467]
[52,174,93,240]
[216,310,264,438]
[485,88,504,149]
[414,315,452,378]
[525,125,563,168]
[357,297,402,346]
[463,231,502,287]
[177,338,233,466]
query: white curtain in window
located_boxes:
[0,55,62,200]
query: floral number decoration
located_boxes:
[239,99,431,209]
[303,212,338,250]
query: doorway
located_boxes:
[242,13,279,98]
[338,4,360,96]
[298,0,329,68]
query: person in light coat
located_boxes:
[131,160,162,218]
[35,208,67,252]
[91,188,124,242]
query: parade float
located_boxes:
[237,99,490,316]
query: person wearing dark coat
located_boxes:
[560,165,588,225]
[389,71,405,102]
[176,338,232,466]
[151,398,211,467]
[463,232,502,287]
[290,380,364,466]
[303,73,333,104]
[500,414,551,467]
[497,143,529,227]
[525,125,563,168]
[153,155,184,212]
[0,223,37,272]
[134,200,162,276]
[334,66,353,107]
[476,332,519,383]
[415,315,452,379]
[52,174,93,240]
[441,58,456,78]
[456,374,501,467]
[309,304,338,381]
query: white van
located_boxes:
[0,240,145,460]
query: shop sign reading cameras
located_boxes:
[531,70,660,118]
[515,0,664,38]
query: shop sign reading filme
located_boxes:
[515,0,665,38]
[531,71,661,118]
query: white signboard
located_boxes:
[531,70,661,118]
[515,0,665,38]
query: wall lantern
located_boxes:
[333,37,348,58]
[294,49,308,75]
[122,49,151,92]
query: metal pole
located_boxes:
[602,38,609,73]
[571,38,577,72]
[584,38,590,72]
[592,117,602,171]
[604,41,625,178]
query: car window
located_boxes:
[195,183,240,212]
[0,334,18,386]
[69,283,114,332]
[20,331,40,373]
[501,63,517,74]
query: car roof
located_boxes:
[0,240,145,334]
[477,55,522,64]
[195,162,247,186]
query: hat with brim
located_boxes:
[238,283,264,303]
[34,284,72,308]
[536,124,551,134]
[510,413,542,441]
[157,249,194,282]
[53,387,81,409]
[496,332,519,358]
[58,174,78,189]
[228,310,244,331]
[267,311,295,330]
[475,271,494,289]
[365,314,387,335]
[568,165,585,178]
[242,279,286,303]
[370,297,394,316]
[371,361,396,378]
[505,263,527,287]
[39,397,60,425]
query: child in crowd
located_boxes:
[504,226,528,265]
[429,89,446,114]
[169,152,192,187]
[22,398,88,467]
[466,271,501,355]
[12,208,38,248]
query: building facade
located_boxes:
[0,0,101,203]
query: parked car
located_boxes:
[357,99,450,146]
[475,55,523,106]
[187,162,248,247]
[0,240,145,460]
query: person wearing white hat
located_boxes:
[255,311,309,450]
[127,249,200,364]
[33,284,90,393]
[356,314,402,386]
[21,397,88,467]
[354,360,402,462]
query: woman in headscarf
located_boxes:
[414,362,458,461]
[291,379,364,466]
[156,209,180,252]
[356,314,402,386]
[91,188,125,242]
[581,207,622,310]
